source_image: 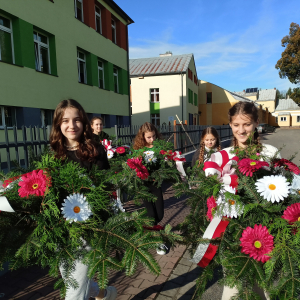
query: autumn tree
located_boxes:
[275,22,300,84]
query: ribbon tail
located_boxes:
[176,161,186,180]
[0,196,15,212]
[112,189,125,214]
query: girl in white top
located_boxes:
[191,127,221,167]
[220,101,279,300]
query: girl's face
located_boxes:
[144,131,156,147]
[60,107,83,146]
[230,114,258,148]
[203,133,217,149]
[91,119,103,134]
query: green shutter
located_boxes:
[150,102,160,113]
[85,53,98,86]
[194,93,197,106]
[118,68,123,94]
[12,18,35,69]
[48,35,57,76]
[121,69,129,95]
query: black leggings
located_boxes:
[143,184,164,225]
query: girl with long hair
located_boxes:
[216,101,280,300]
[132,122,167,254]
[191,127,221,167]
[50,99,116,300]
[90,116,109,143]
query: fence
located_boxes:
[116,124,233,154]
[0,126,50,173]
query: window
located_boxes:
[207,92,212,104]
[151,113,160,126]
[0,106,16,127]
[194,93,198,106]
[113,67,118,93]
[34,31,50,74]
[95,6,102,34]
[117,115,122,126]
[75,0,84,22]
[150,89,159,102]
[101,114,107,127]
[188,89,193,103]
[41,109,54,127]
[297,116,300,123]
[0,15,14,64]
[189,113,193,125]
[280,117,286,122]
[98,60,105,89]
[77,50,87,83]
[111,19,116,44]
[275,117,278,123]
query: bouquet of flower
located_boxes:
[175,144,300,299]
[0,154,180,297]
[103,140,185,204]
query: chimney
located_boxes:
[243,90,245,92]
[287,95,290,99]
[274,88,276,90]
[159,51,172,57]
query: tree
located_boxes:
[275,22,300,84]
[286,87,292,97]
[291,87,300,104]
[276,89,286,99]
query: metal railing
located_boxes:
[0,126,51,172]
[116,124,233,154]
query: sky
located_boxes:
[115,0,300,93]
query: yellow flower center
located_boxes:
[149,158,152,161]
[269,184,276,190]
[211,207,216,213]
[298,190,300,195]
[254,241,262,248]
[32,183,39,189]
[73,206,81,213]
[298,216,300,222]
[250,162,257,166]
[229,200,235,205]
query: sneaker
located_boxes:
[156,244,169,255]
[103,286,117,300]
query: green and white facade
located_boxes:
[130,53,199,126]
[0,0,133,133]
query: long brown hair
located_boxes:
[90,116,104,126]
[228,101,261,147]
[50,99,98,161]
[133,122,163,150]
[198,127,221,165]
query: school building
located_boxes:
[273,98,300,127]
[0,0,133,135]
[129,53,199,126]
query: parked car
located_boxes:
[257,123,275,133]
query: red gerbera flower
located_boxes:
[274,158,300,175]
[18,170,48,198]
[160,150,167,155]
[206,196,217,221]
[238,159,269,177]
[116,147,126,154]
[127,157,149,180]
[240,224,274,263]
[282,203,300,223]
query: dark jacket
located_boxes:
[92,131,109,143]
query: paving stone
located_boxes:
[164,261,176,269]
[173,264,190,276]
[178,258,193,267]
[139,279,155,289]
[167,274,187,285]
[116,295,131,300]
[177,281,196,295]
[160,281,181,297]
[155,274,168,283]
[156,294,172,300]
[160,268,173,277]
[136,272,157,281]
[176,294,193,300]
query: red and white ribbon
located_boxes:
[0,196,15,212]
[190,217,229,267]
[203,150,238,188]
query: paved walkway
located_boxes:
[0,183,191,300]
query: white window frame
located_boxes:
[34,31,51,74]
[95,6,102,34]
[75,0,84,22]
[150,88,159,102]
[98,60,105,89]
[0,106,17,128]
[280,116,287,122]
[0,14,15,64]
[77,50,87,84]
[111,19,116,44]
[41,109,54,127]
[151,113,160,126]
[113,67,119,93]
[297,116,300,123]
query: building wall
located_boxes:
[131,74,185,126]
[256,101,275,113]
[198,81,239,125]
[0,0,131,132]
[273,110,300,127]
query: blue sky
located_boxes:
[115,0,300,93]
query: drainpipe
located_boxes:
[181,72,184,123]
[126,25,131,127]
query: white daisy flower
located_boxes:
[144,150,154,157]
[107,150,114,159]
[291,174,300,195]
[61,193,92,223]
[145,155,157,163]
[255,175,290,203]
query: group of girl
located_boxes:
[50,99,278,300]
